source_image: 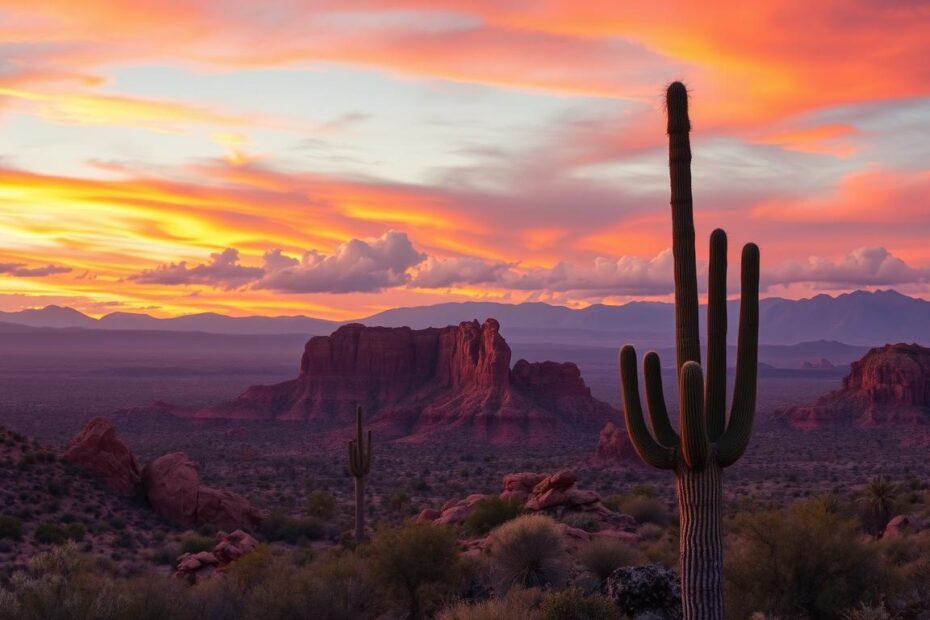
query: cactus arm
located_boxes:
[680,362,709,470]
[667,81,701,371]
[643,351,680,447]
[705,228,728,441]
[717,243,760,468]
[620,346,676,470]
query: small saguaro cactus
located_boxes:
[348,405,372,543]
[619,82,760,618]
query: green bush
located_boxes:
[0,515,22,541]
[438,587,544,620]
[616,495,669,526]
[465,497,523,536]
[370,522,462,619]
[179,534,214,555]
[725,498,888,619]
[33,523,67,545]
[306,491,335,519]
[259,510,324,543]
[577,539,639,581]
[488,515,569,591]
[539,588,622,620]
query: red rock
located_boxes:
[566,489,600,506]
[525,488,569,511]
[415,509,441,524]
[142,453,201,526]
[197,320,615,445]
[502,472,547,492]
[593,421,639,465]
[197,487,263,532]
[533,469,577,494]
[142,452,261,531]
[434,503,474,525]
[882,514,911,540]
[499,490,529,503]
[213,530,259,563]
[63,417,141,496]
[783,343,930,429]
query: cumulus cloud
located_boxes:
[256,230,426,293]
[128,248,263,290]
[410,256,513,288]
[766,247,928,288]
[0,262,72,277]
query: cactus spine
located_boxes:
[348,405,372,543]
[619,82,760,618]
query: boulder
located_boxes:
[533,469,577,494]
[415,509,441,524]
[213,530,259,563]
[142,452,201,527]
[142,452,261,531]
[605,564,682,619]
[175,530,258,581]
[63,417,141,496]
[883,514,912,540]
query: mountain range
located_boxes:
[0,289,926,347]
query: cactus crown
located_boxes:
[619,82,760,471]
[348,405,372,477]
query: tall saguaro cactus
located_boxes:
[619,82,760,618]
[348,405,372,543]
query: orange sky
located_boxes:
[1,1,928,319]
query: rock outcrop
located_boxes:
[142,452,262,531]
[175,529,259,582]
[416,469,635,535]
[62,417,141,496]
[593,421,638,465]
[783,343,930,429]
[198,320,615,444]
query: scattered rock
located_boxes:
[62,417,141,496]
[175,529,259,581]
[883,514,912,539]
[605,564,682,619]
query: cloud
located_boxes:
[766,247,929,288]
[128,248,263,290]
[257,230,426,293]
[0,262,72,277]
[411,256,513,288]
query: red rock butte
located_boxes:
[197,319,616,445]
[784,343,930,429]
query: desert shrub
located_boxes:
[179,534,215,555]
[259,510,324,543]
[636,523,664,542]
[306,490,335,519]
[0,515,22,541]
[842,604,894,620]
[437,587,545,620]
[369,522,462,619]
[539,587,622,620]
[64,523,85,542]
[465,497,523,536]
[578,539,639,581]
[488,515,569,591]
[33,523,67,545]
[725,498,888,619]
[561,512,600,533]
[616,495,669,526]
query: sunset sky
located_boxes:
[1,1,929,320]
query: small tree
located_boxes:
[859,476,899,536]
[369,522,461,619]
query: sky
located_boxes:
[1,1,929,320]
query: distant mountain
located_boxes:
[0,289,925,346]
[0,307,336,336]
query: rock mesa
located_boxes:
[783,343,930,429]
[198,319,615,444]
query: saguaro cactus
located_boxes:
[619,82,760,618]
[348,405,372,543]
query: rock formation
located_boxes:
[783,343,930,429]
[198,319,615,444]
[62,417,141,496]
[142,452,263,531]
[593,421,639,465]
[175,529,259,582]
[416,469,635,535]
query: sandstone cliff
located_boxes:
[783,343,930,429]
[198,319,616,444]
